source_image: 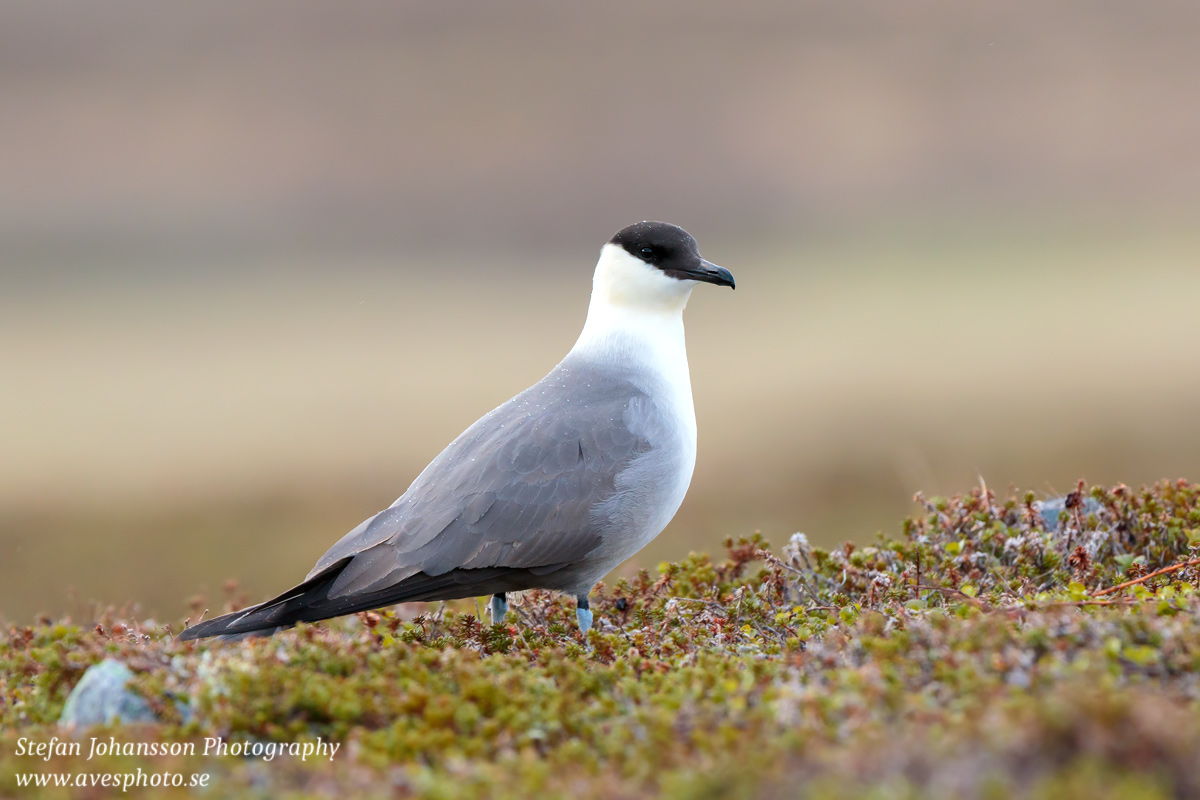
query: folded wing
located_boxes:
[313,367,657,599]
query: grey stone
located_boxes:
[59,659,157,727]
[1035,496,1102,529]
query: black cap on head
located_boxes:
[608,221,735,289]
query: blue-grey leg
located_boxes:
[575,595,593,635]
[490,593,508,624]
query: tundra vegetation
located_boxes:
[4,479,1200,799]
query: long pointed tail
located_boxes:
[177,561,543,641]
[177,559,353,641]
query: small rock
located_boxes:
[1035,496,1101,528]
[59,659,157,727]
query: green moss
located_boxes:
[4,481,1200,798]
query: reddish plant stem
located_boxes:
[1093,557,1200,597]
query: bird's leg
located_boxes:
[575,595,593,635]
[490,593,508,624]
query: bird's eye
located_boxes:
[640,247,654,256]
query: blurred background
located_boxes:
[3,0,1199,623]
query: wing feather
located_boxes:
[309,365,658,601]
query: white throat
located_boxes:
[566,243,698,470]
[565,241,701,560]
[568,244,695,371]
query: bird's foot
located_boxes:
[575,595,593,636]
[490,593,508,624]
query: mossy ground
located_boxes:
[4,480,1200,799]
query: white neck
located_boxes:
[567,244,695,376]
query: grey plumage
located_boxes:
[178,220,732,642]
[178,359,679,641]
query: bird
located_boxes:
[178,221,735,641]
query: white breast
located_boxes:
[570,242,698,464]
[564,244,701,570]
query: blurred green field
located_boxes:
[3,223,1200,623]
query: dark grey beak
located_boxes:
[688,259,736,290]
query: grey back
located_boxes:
[307,362,667,600]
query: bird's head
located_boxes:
[591,221,734,314]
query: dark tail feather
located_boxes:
[177,559,354,641]
[177,560,547,641]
